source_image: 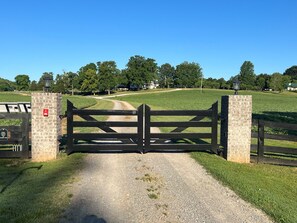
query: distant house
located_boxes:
[145,81,159,89]
[287,83,297,91]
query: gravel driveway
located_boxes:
[60,100,273,223]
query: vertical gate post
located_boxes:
[257,119,265,163]
[144,105,151,153]
[31,93,62,162]
[137,104,144,153]
[21,114,30,158]
[66,100,74,154]
[221,95,252,163]
[211,101,218,154]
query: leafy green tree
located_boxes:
[158,63,175,88]
[256,73,270,90]
[61,71,78,95]
[77,63,97,89]
[98,61,119,95]
[30,80,38,91]
[283,65,297,81]
[203,78,220,89]
[80,69,99,94]
[269,73,290,92]
[238,61,256,90]
[217,78,228,89]
[0,78,15,91]
[52,74,67,93]
[118,69,129,87]
[15,74,30,91]
[125,55,157,90]
[174,62,202,88]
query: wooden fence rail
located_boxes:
[251,119,297,166]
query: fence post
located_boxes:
[257,119,265,163]
[67,100,74,154]
[144,105,151,153]
[21,114,30,158]
[211,101,218,154]
[220,95,252,163]
[137,104,144,153]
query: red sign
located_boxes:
[43,109,49,117]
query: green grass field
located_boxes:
[0,154,84,223]
[119,88,297,223]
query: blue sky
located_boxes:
[0,0,296,81]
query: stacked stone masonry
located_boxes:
[31,93,62,162]
[221,95,252,163]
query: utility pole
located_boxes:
[200,74,203,93]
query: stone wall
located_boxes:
[221,95,252,163]
[31,93,62,162]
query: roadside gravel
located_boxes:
[60,100,273,223]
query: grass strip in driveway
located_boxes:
[0,153,84,223]
[191,152,297,223]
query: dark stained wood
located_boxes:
[66,101,219,154]
[252,118,297,166]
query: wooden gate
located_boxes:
[66,100,143,154]
[144,102,218,153]
[66,100,218,154]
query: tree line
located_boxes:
[1,55,297,93]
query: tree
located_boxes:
[98,61,119,95]
[283,65,297,81]
[255,73,270,90]
[0,78,15,91]
[238,61,256,90]
[52,74,67,93]
[15,74,30,91]
[203,78,220,89]
[174,62,202,88]
[269,73,290,92]
[30,80,38,91]
[77,63,97,89]
[80,69,99,94]
[217,78,228,89]
[125,55,158,90]
[158,63,175,88]
[61,71,78,95]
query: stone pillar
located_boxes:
[221,95,252,163]
[31,93,62,162]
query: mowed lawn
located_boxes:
[119,89,297,223]
[0,92,113,222]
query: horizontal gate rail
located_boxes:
[72,144,140,151]
[148,144,213,151]
[150,121,212,127]
[73,133,139,140]
[149,133,212,139]
[73,121,138,127]
[150,110,213,116]
[73,110,137,116]
[251,119,297,166]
